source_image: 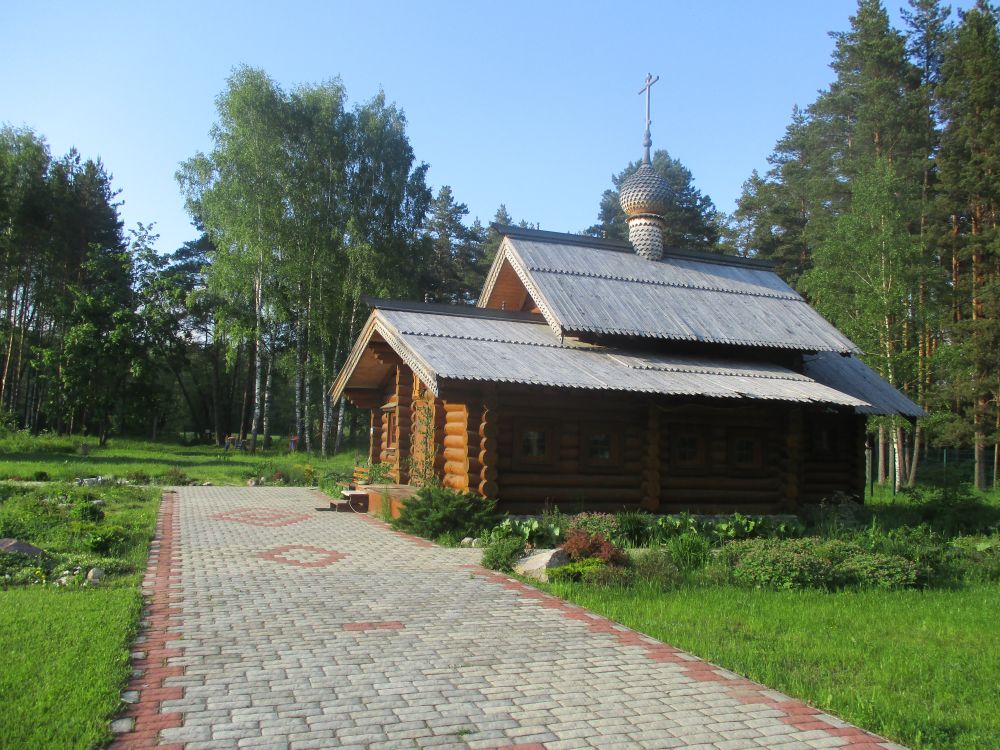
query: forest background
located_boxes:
[1,0,998,490]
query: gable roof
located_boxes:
[479,226,860,354]
[331,301,883,411]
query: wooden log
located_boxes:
[442,447,467,463]
[444,460,468,476]
[500,474,641,489]
[478,479,499,498]
[442,475,468,491]
[500,487,643,502]
[443,434,466,450]
[641,406,660,512]
[660,489,779,502]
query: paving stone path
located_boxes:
[111,487,908,750]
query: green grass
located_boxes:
[0,434,358,487]
[0,480,160,749]
[540,580,1000,750]
[0,587,143,749]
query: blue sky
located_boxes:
[2,1,964,253]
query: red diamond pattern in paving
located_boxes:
[128,487,909,750]
[258,543,348,567]
[210,507,311,527]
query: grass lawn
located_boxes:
[0,587,143,749]
[0,435,359,487]
[0,479,161,749]
[541,580,1000,750]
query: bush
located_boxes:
[548,558,607,583]
[728,538,836,590]
[84,525,129,555]
[666,532,711,571]
[481,536,525,573]
[125,470,151,485]
[561,529,627,565]
[159,467,190,485]
[486,517,563,549]
[631,548,684,589]
[612,511,655,548]
[836,552,919,589]
[392,485,499,540]
[566,512,619,540]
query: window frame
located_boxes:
[513,418,556,469]
[671,425,707,470]
[580,422,623,471]
[729,430,763,469]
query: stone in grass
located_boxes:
[110,718,134,734]
[513,548,570,582]
[460,537,476,548]
[86,567,105,585]
[0,539,46,557]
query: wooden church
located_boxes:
[330,87,922,515]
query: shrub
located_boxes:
[566,512,619,540]
[32,471,50,482]
[728,538,836,590]
[560,529,627,565]
[631,548,684,589]
[650,512,703,544]
[125,470,151,485]
[548,558,606,583]
[392,485,498,540]
[481,535,525,573]
[612,511,655,548]
[159,467,190,485]
[69,497,104,523]
[486,517,563,549]
[836,552,919,589]
[84,525,129,555]
[666,532,711,572]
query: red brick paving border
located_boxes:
[461,564,900,750]
[109,491,186,750]
[258,543,348,568]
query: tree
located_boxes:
[587,149,723,251]
[803,158,932,488]
[936,0,1000,489]
[420,186,487,304]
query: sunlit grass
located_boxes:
[0,435,359,487]
[540,580,999,750]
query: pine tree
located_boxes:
[936,0,1000,489]
[588,150,722,251]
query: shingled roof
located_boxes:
[331,301,911,412]
[479,226,861,354]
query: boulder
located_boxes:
[459,537,476,548]
[513,548,570,582]
[86,567,105,585]
[0,539,45,557]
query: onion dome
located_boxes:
[619,163,671,217]
[621,73,669,261]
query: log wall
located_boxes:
[658,405,785,513]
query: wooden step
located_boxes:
[330,490,369,513]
